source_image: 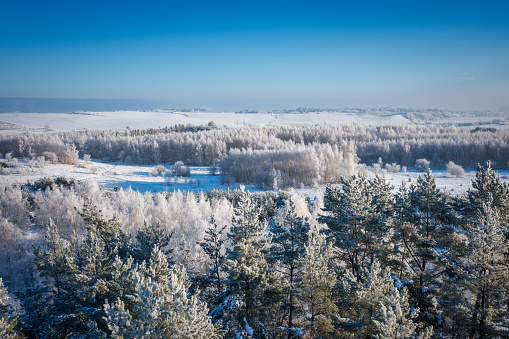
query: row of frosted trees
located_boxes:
[0,162,508,337]
[1,124,507,169]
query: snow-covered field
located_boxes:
[1,111,507,195]
[0,111,411,135]
[2,158,507,197]
[2,110,508,136]
[0,159,261,194]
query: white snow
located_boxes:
[2,158,507,196]
[1,110,507,136]
[0,111,412,135]
[0,159,261,194]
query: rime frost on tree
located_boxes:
[104,260,222,339]
[337,262,433,338]
[415,158,430,172]
[224,191,273,337]
[0,278,21,339]
[446,161,464,178]
[298,229,337,338]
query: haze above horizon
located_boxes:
[1,0,508,111]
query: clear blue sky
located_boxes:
[1,0,508,110]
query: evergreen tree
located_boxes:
[25,205,134,337]
[0,278,22,339]
[337,262,433,339]
[199,218,227,296]
[269,199,309,337]
[134,222,173,263]
[196,218,228,323]
[463,199,509,338]
[224,191,275,337]
[319,175,393,282]
[298,230,337,338]
[397,170,456,330]
[104,249,222,339]
[31,219,98,338]
[467,161,509,225]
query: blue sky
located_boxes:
[1,0,508,110]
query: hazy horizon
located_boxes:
[2,97,509,114]
[1,1,508,111]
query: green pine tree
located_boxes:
[464,199,509,338]
[397,170,456,330]
[298,230,337,338]
[319,175,393,282]
[104,247,222,339]
[337,261,433,339]
[224,191,275,337]
[0,278,23,339]
[269,199,309,337]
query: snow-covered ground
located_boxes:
[1,111,507,194]
[1,111,508,136]
[2,158,507,197]
[0,111,411,135]
[0,159,261,194]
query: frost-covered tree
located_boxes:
[396,170,456,330]
[29,219,105,338]
[224,191,276,337]
[467,161,509,225]
[319,175,393,282]
[463,199,509,338]
[337,262,433,339]
[104,250,222,339]
[151,164,167,176]
[0,278,22,339]
[298,230,337,338]
[196,217,228,320]
[415,159,430,172]
[172,161,190,177]
[134,222,173,263]
[446,161,464,178]
[269,199,310,336]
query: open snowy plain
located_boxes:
[2,157,508,199]
[1,110,507,196]
[0,110,416,135]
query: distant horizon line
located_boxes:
[0,96,506,113]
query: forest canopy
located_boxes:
[0,162,508,338]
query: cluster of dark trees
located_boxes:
[0,162,508,338]
[0,124,507,175]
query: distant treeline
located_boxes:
[0,124,508,185]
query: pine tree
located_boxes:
[298,230,337,338]
[464,199,509,338]
[467,161,509,225]
[319,175,393,282]
[224,191,274,337]
[33,219,74,297]
[196,217,228,323]
[337,261,433,339]
[269,199,309,337]
[392,182,413,279]
[26,205,134,337]
[0,278,22,339]
[397,170,456,330]
[31,219,95,338]
[199,218,227,296]
[135,222,173,263]
[104,248,222,339]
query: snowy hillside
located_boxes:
[0,111,415,135]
